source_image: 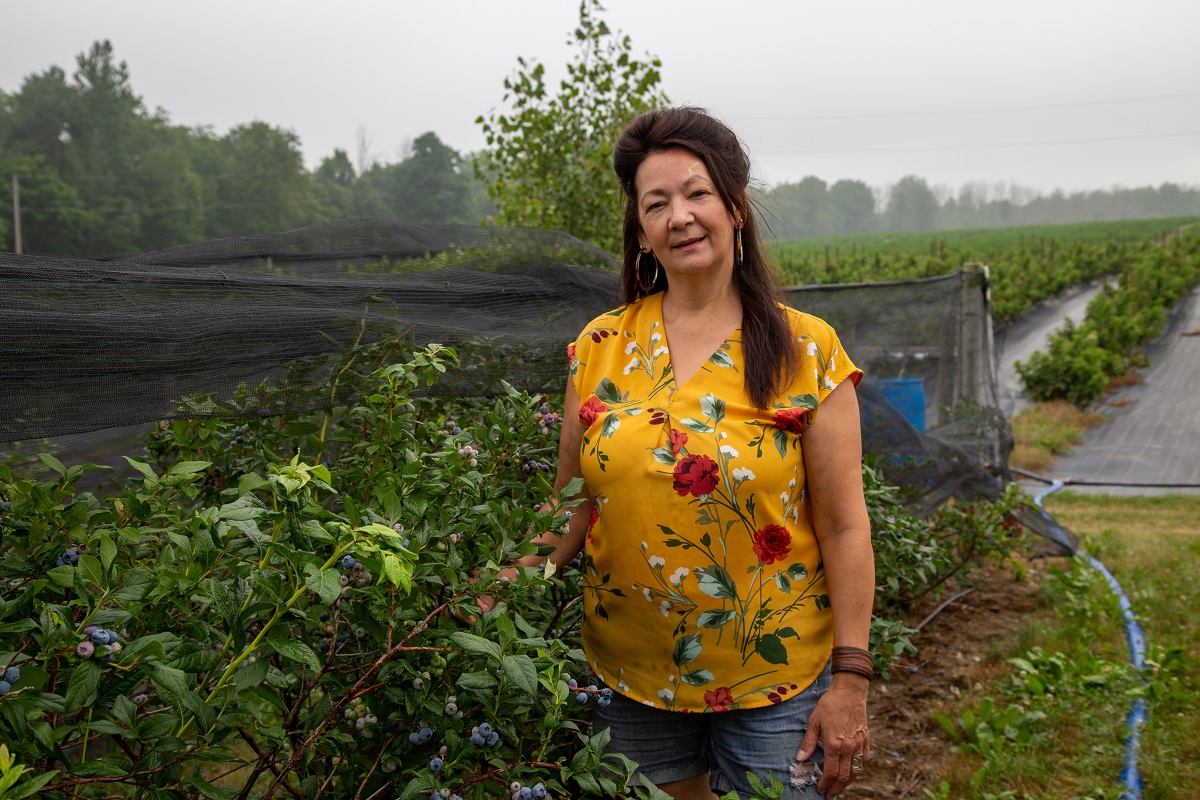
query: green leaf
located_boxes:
[699,393,725,424]
[786,563,808,580]
[380,552,413,593]
[456,670,498,691]
[38,452,66,475]
[680,418,715,434]
[775,572,791,593]
[695,566,737,600]
[501,654,539,700]
[448,631,502,661]
[232,658,269,690]
[77,554,104,589]
[680,668,714,686]
[208,577,241,646]
[98,535,117,572]
[696,609,735,629]
[63,660,101,712]
[755,634,789,665]
[773,428,789,459]
[71,756,135,777]
[167,460,211,477]
[268,639,321,673]
[123,457,159,482]
[594,377,623,404]
[145,662,189,703]
[304,566,342,605]
[671,633,702,666]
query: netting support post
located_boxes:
[11,172,21,255]
[957,264,997,409]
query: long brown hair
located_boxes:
[612,106,795,409]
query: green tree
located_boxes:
[208,121,318,237]
[884,175,939,232]
[767,176,833,238]
[476,0,668,253]
[828,179,877,234]
[313,147,357,221]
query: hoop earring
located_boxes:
[635,248,660,294]
[735,228,744,267]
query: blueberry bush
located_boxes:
[0,344,1025,799]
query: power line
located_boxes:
[736,91,1200,123]
[753,129,1200,156]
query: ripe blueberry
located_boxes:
[485,731,499,747]
[519,787,532,800]
[470,732,486,747]
[575,692,588,705]
[419,726,433,742]
[428,757,443,772]
[532,784,547,800]
[341,555,356,570]
[408,732,423,745]
[90,630,112,646]
[478,722,492,735]
[0,681,10,696]
[4,667,19,684]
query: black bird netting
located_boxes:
[1,219,1063,548]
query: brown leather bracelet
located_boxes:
[831,645,874,682]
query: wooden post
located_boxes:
[11,173,21,255]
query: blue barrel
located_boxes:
[875,377,927,431]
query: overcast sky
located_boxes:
[3,0,1199,196]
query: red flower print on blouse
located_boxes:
[773,407,810,434]
[566,343,576,366]
[752,524,792,565]
[668,428,688,456]
[704,686,734,712]
[578,396,608,427]
[586,505,600,543]
[673,454,719,497]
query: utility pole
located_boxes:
[11,172,21,255]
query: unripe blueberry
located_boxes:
[440,790,452,799]
[77,641,94,658]
[413,677,424,689]
[444,702,458,714]
[393,522,404,533]
[510,782,521,793]
[365,714,377,724]
[339,575,349,586]
[355,717,367,730]
[110,642,122,654]
[428,757,443,772]
[4,667,20,684]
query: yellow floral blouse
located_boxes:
[568,291,862,712]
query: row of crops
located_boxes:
[769,216,1198,323]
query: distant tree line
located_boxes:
[2,40,1197,257]
[758,174,1200,239]
[0,41,492,257]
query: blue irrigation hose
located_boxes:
[1032,481,1145,800]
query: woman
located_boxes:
[497,107,874,799]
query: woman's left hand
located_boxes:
[796,673,870,798]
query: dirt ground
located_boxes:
[847,559,1053,798]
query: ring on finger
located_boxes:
[851,752,864,773]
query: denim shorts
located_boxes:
[592,661,831,799]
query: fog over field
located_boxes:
[3,0,1198,194]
